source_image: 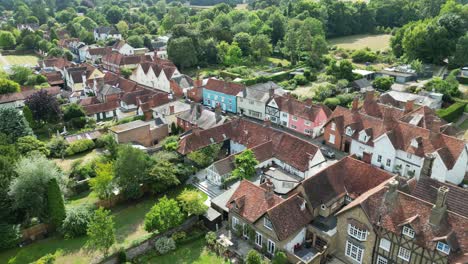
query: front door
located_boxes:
[344,141,351,153]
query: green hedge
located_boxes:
[241,71,291,86]
[436,102,467,123]
[65,139,95,156]
[220,70,241,79]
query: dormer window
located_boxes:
[300,200,306,211]
[359,131,369,143]
[345,127,354,136]
[410,138,419,148]
[331,122,336,131]
[264,217,273,230]
[402,226,415,238]
[436,241,450,254]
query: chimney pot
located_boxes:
[384,179,399,207]
[264,179,275,200]
[193,124,200,136]
[431,118,441,133]
[352,97,359,111]
[365,91,374,102]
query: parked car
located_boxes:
[320,146,335,159]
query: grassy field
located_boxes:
[0,185,206,264]
[329,34,392,51]
[137,236,228,264]
[0,54,40,67]
[53,150,101,172]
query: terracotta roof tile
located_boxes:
[204,79,244,96]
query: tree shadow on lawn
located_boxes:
[2,235,88,264]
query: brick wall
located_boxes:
[114,124,152,146]
[323,124,342,150]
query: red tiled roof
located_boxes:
[342,186,468,261]
[0,86,60,104]
[203,79,244,96]
[88,47,111,56]
[274,95,332,121]
[83,100,119,115]
[178,118,320,172]
[41,57,72,69]
[301,156,394,207]
[227,180,283,223]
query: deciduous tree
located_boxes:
[144,196,184,233]
[232,149,259,179]
[86,208,116,256]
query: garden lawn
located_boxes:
[0,185,206,264]
[329,34,391,51]
[137,236,228,264]
[0,54,40,67]
[53,149,101,172]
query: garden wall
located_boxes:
[99,216,199,264]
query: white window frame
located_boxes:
[436,241,450,254]
[264,217,273,230]
[255,231,263,247]
[305,120,311,126]
[345,126,353,136]
[386,159,391,167]
[242,223,249,238]
[267,239,275,254]
[377,255,388,264]
[377,155,382,163]
[379,238,391,252]
[345,195,353,203]
[331,122,336,131]
[345,240,364,263]
[292,116,298,121]
[305,129,311,134]
[348,224,367,241]
[329,134,336,144]
[232,216,239,229]
[291,124,297,130]
[398,246,411,262]
[402,226,415,238]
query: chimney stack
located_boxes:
[404,100,415,113]
[362,152,372,164]
[269,87,275,99]
[196,104,202,119]
[429,186,449,226]
[169,105,175,115]
[431,118,441,133]
[215,104,222,123]
[352,96,359,111]
[383,108,394,130]
[242,87,247,98]
[364,91,374,102]
[264,179,275,200]
[192,124,200,136]
[384,179,399,206]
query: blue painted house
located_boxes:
[202,79,244,113]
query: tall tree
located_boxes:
[144,196,184,233]
[232,150,259,179]
[25,90,62,124]
[46,178,66,229]
[0,31,16,49]
[86,208,116,256]
[147,160,180,194]
[177,189,208,216]
[168,37,198,70]
[268,12,286,45]
[89,163,114,200]
[251,34,272,61]
[113,145,151,199]
[0,108,33,142]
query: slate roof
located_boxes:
[300,156,394,207]
[177,104,226,130]
[238,81,283,102]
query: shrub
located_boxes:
[246,249,262,264]
[47,178,66,229]
[47,136,69,158]
[205,231,216,247]
[16,135,50,156]
[171,231,187,243]
[117,249,127,263]
[436,102,466,123]
[293,74,308,85]
[162,136,179,151]
[323,98,340,110]
[372,76,394,91]
[65,139,95,156]
[35,253,57,264]
[0,222,20,250]
[154,237,176,255]
[60,205,92,238]
[272,251,288,264]
[351,49,377,63]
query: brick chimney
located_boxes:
[352,96,359,111]
[242,87,247,98]
[431,118,441,133]
[143,109,152,121]
[169,105,175,115]
[362,152,372,164]
[196,104,202,119]
[429,186,449,226]
[192,124,200,136]
[421,154,435,178]
[215,104,222,123]
[264,178,275,200]
[404,100,415,113]
[384,179,399,207]
[364,90,374,102]
[383,108,394,130]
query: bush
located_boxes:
[272,251,288,264]
[171,231,187,243]
[205,231,216,247]
[65,139,95,156]
[60,205,92,238]
[162,136,179,151]
[154,237,176,255]
[117,249,127,263]
[323,98,340,110]
[372,76,394,91]
[436,102,467,123]
[35,253,57,264]
[0,222,20,250]
[293,74,308,85]
[70,160,97,180]
[47,136,69,158]
[351,49,377,63]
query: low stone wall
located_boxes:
[99,216,199,264]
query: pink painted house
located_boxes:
[270,95,331,137]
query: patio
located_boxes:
[294,246,319,263]
[216,225,253,260]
